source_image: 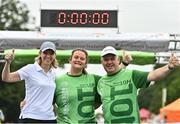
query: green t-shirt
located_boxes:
[55,73,101,124]
[97,69,150,123]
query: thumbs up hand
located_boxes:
[122,50,133,65]
[5,49,15,64]
[168,52,179,70]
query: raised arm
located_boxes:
[1,49,20,83]
[147,53,179,81]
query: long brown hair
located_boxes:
[35,51,59,68]
[70,48,88,74]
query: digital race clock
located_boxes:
[41,10,118,28]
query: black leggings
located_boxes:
[19,118,57,123]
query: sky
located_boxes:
[20,0,180,33]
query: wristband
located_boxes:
[122,61,129,66]
[168,65,174,70]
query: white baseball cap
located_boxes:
[40,41,56,52]
[101,46,118,57]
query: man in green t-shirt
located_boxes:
[97,46,179,123]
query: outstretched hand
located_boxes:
[122,50,133,64]
[5,49,15,64]
[168,53,179,70]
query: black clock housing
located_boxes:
[41,9,118,28]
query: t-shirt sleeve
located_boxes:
[132,70,150,89]
[94,74,101,84]
[54,75,61,98]
[54,74,64,105]
[17,65,30,80]
[93,74,102,108]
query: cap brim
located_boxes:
[41,47,56,52]
[101,52,117,57]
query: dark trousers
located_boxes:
[19,118,57,123]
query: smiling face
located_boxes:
[101,54,120,75]
[40,49,56,66]
[70,50,87,71]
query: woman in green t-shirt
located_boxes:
[55,48,101,124]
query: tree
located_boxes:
[0,0,35,122]
[138,64,180,114]
[0,63,27,122]
[0,0,35,30]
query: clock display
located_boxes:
[41,10,118,27]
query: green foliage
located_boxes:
[0,63,25,122]
[0,0,34,30]
[138,65,180,114]
[0,82,25,122]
